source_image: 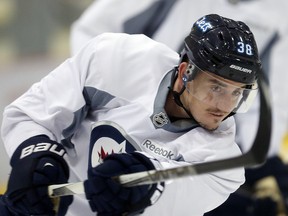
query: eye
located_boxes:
[232,89,242,97]
[211,85,222,92]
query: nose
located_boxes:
[214,94,237,112]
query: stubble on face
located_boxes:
[190,103,230,131]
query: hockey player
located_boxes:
[70,1,288,215]
[0,14,261,215]
[70,0,288,158]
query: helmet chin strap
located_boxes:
[170,87,194,119]
[169,67,195,119]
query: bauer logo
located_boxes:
[20,143,66,159]
[88,122,138,168]
[230,64,252,73]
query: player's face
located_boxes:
[182,71,245,130]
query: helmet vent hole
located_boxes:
[202,48,209,57]
[218,32,224,41]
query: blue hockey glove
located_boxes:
[0,195,13,216]
[84,152,164,216]
[2,135,72,216]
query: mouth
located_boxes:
[208,112,226,119]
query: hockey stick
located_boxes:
[49,71,271,197]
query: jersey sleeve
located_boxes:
[1,32,178,157]
[1,34,115,156]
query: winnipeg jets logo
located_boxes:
[91,137,126,167]
[196,17,212,32]
[88,121,139,169]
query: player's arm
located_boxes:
[1,35,106,215]
[0,34,149,215]
[1,34,105,157]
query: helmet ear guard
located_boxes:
[182,64,193,86]
[186,64,194,77]
[182,63,201,87]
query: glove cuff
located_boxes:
[0,196,13,216]
[11,135,68,172]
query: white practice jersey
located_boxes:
[1,33,244,215]
[71,0,288,158]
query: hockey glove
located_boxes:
[2,135,72,216]
[0,195,13,216]
[84,152,164,216]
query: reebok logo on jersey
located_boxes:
[143,140,174,159]
[230,64,252,73]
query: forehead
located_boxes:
[198,71,245,88]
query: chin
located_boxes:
[199,122,219,131]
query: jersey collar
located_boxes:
[150,68,199,132]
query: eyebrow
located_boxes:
[208,78,246,88]
[209,78,227,87]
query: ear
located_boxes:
[174,62,189,91]
[178,62,189,86]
